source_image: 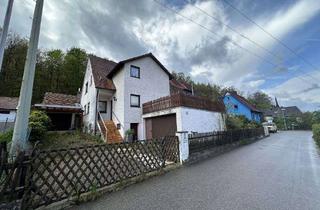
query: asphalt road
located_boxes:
[72,131,320,210]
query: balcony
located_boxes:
[142,93,225,114]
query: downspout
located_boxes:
[94,89,99,135]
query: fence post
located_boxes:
[176,131,189,164]
[263,126,269,136]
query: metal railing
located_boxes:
[97,111,107,141]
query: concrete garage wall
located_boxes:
[143,107,225,138]
[177,107,225,133]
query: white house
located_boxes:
[0,96,18,132]
[81,53,225,143]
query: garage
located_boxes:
[145,114,177,139]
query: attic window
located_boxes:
[234,105,238,109]
[130,65,140,78]
[90,75,93,86]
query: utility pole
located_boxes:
[0,0,14,72]
[281,108,287,130]
[10,0,44,156]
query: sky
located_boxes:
[0,0,320,111]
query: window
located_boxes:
[90,75,93,86]
[99,101,107,113]
[130,65,140,78]
[87,102,90,114]
[84,105,87,115]
[130,94,140,107]
[85,82,88,94]
[234,105,238,109]
[0,110,10,114]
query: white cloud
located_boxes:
[1,0,319,110]
[265,71,320,111]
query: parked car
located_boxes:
[262,122,278,133]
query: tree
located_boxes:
[0,34,88,103]
[63,48,87,94]
[248,91,273,110]
[0,34,28,96]
[312,111,320,124]
[296,112,313,130]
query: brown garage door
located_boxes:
[145,114,177,139]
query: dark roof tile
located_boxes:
[42,92,79,106]
[89,55,117,90]
[0,97,18,110]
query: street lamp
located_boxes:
[281,108,287,130]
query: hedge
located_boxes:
[312,124,320,147]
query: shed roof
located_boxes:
[0,97,19,110]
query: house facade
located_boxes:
[0,96,18,132]
[81,53,226,142]
[223,91,262,122]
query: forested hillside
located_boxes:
[0,33,274,112]
[0,34,87,103]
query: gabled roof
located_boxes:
[0,97,18,110]
[107,53,173,79]
[41,92,80,106]
[89,55,117,90]
[170,79,192,92]
[226,92,262,113]
[264,106,302,117]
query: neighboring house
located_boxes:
[81,53,225,143]
[223,91,262,122]
[170,79,193,95]
[34,92,82,131]
[263,106,302,119]
[0,96,18,132]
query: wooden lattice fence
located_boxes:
[20,136,179,209]
[189,128,265,153]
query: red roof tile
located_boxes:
[89,55,117,90]
[42,92,79,106]
[0,97,18,110]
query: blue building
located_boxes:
[223,91,262,122]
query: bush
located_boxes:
[312,124,320,147]
[0,129,13,143]
[29,110,51,142]
[226,115,261,130]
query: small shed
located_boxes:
[0,96,18,131]
[34,92,82,131]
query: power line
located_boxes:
[151,0,318,86]
[181,0,281,62]
[182,0,319,83]
[152,0,278,68]
[219,0,320,82]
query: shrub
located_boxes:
[312,124,320,147]
[226,115,261,130]
[29,110,51,142]
[0,129,13,143]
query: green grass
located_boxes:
[38,131,103,150]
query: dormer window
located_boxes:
[130,65,140,78]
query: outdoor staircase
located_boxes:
[104,120,123,143]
